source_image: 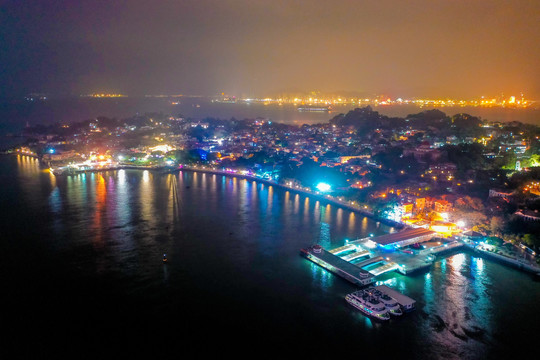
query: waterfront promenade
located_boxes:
[464,242,540,275]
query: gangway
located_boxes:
[341,250,370,262]
[355,256,385,268]
[329,244,357,255]
[368,262,399,276]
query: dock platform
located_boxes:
[374,285,416,311]
[301,246,375,286]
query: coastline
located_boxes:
[463,242,540,275]
[6,152,539,277]
[171,166,407,229]
[20,153,405,229]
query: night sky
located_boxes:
[1,0,539,98]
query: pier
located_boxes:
[301,242,412,284]
[301,246,375,286]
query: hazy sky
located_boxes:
[1,0,539,98]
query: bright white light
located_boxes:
[316,183,331,192]
[364,239,377,248]
[457,220,465,228]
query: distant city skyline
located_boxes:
[1,1,539,98]
[27,90,539,102]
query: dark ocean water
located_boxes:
[1,155,539,359]
[0,97,538,136]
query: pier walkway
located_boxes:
[369,262,399,276]
[301,246,375,286]
[329,244,357,255]
[341,250,370,262]
[355,256,385,268]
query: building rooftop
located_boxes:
[372,228,436,246]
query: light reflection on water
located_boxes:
[303,197,310,222]
[319,222,331,248]
[310,263,334,290]
[361,216,368,234]
[165,174,178,227]
[348,212,355,234]
[336,208,343,230]
[424,272,434,309]
[92,174,106,248]
[267,185,274,216]
[140,170,154,235]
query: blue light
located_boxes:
[49,148,55,154]
[316,182,331,192]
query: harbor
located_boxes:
[301,228,462,282]
[3,154,540,356]
[301,226,540,320]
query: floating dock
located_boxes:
[374,285,416,312]
[301,245,375,286]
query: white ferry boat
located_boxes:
[365,287,403,316]
[345,290,390,321]
[297,106,331,112]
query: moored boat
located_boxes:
[345,290,390,321]
[365,287,403,316]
